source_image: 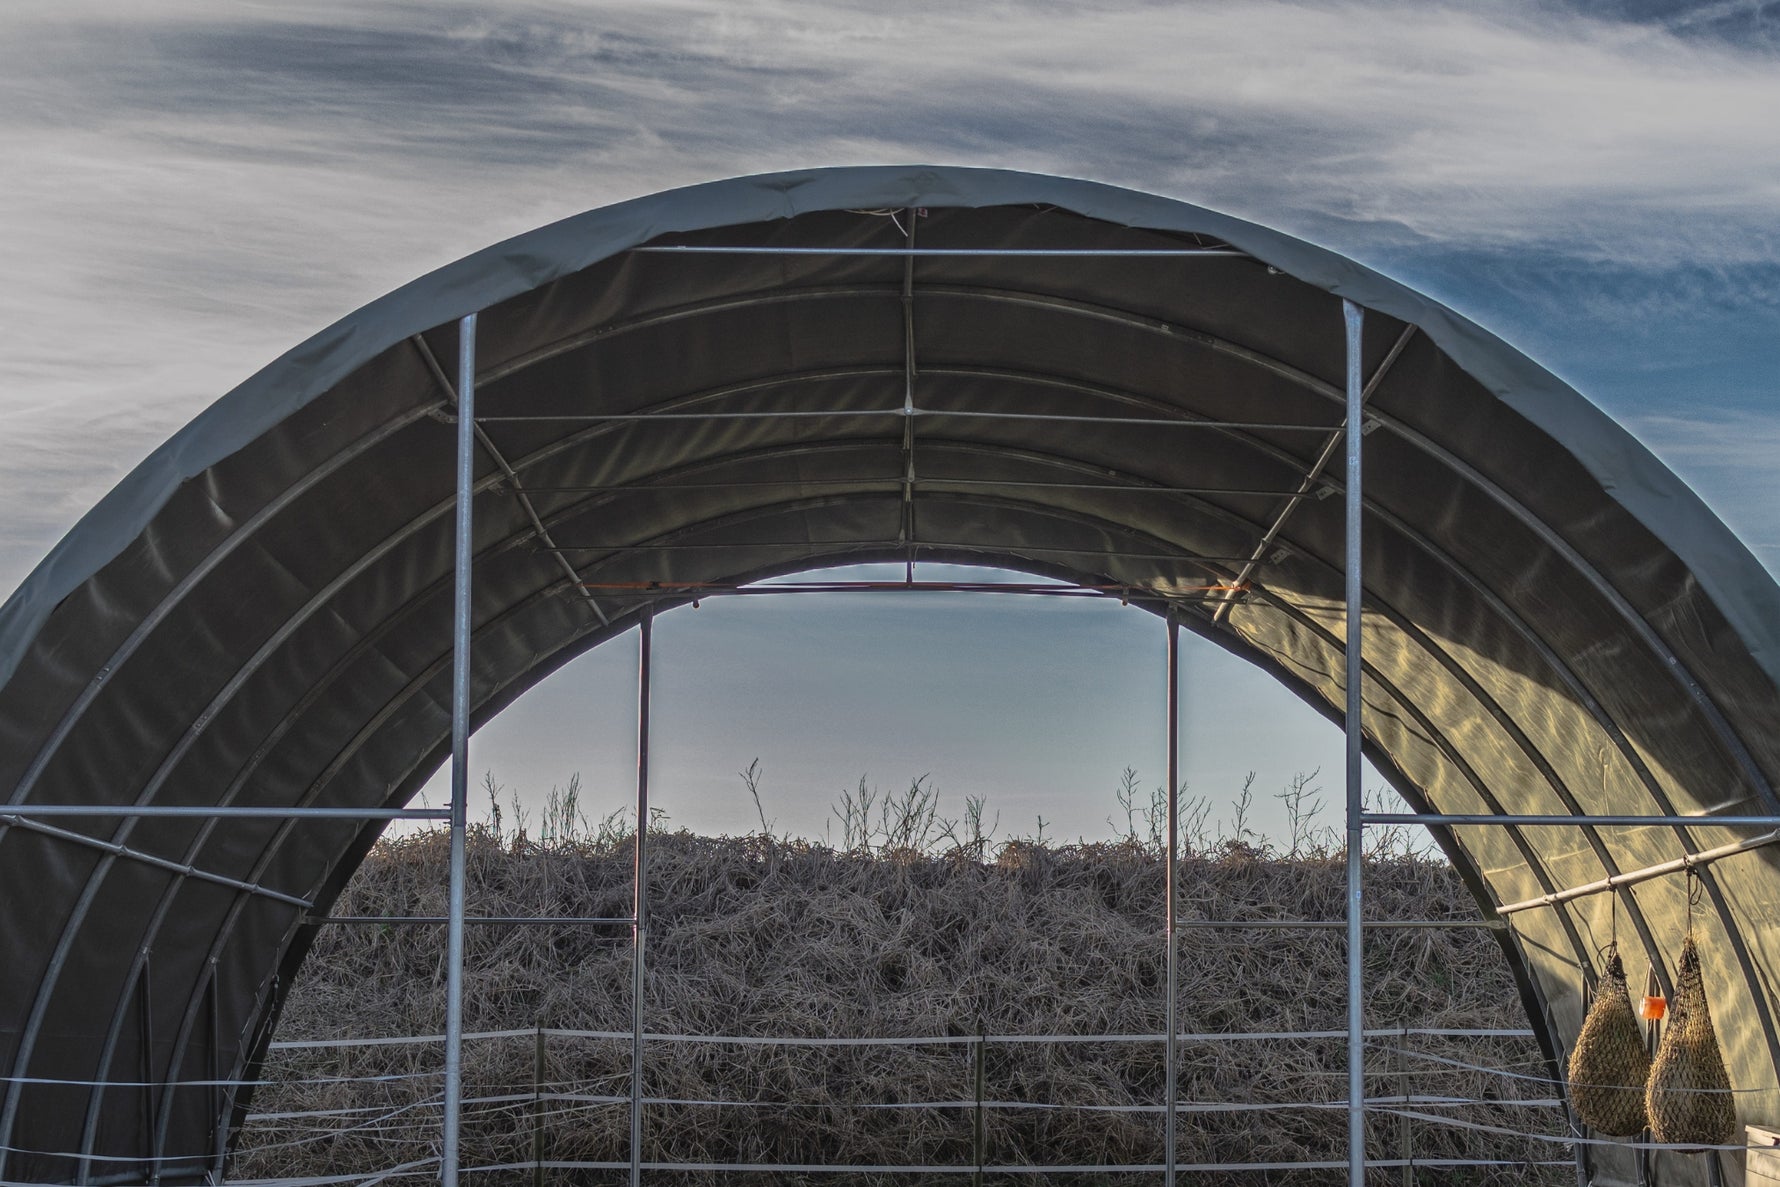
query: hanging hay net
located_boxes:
[1567,945,1651,1136]
[1646,934,1736,1147]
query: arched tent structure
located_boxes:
[2,165,1779,1186]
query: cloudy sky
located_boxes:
[1,0,1776,844]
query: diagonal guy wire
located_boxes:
[411,335,610,627]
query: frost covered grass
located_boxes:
[236,774,1567,1184]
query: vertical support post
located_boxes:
[208,966,226,1184]
[532,1024,546,1187]
[631,609,654,1187]
[1396,1025,1412,1187]
[1640,965,1659,1187]
[1342,298,1367,1187]
[442,312,477,1187]
[1164,615,1180,1187]
[972,1030,985,1187]
[138,961,156,1185]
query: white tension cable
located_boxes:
[266,1024,1534,1051]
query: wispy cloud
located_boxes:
[1627,409,1780,566]
[0,0,1777,587]
[10,2,1780,253]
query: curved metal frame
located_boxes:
[148,483,1587,1133]
[0,205,1769,1184]
[32,398,1759,1170]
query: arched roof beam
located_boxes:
[927,288,1775,808]
[0,273,1438,860]
[49,406,1642,1110]
[159,491,1593,1161]
[0,400,441,825]
[908,483,1780,1080]
[500,398,1771,977]
[0,168,1767,1183]
[1355,489,1778,1046]
[471,276,1770,808]
[24,375,1751,1167]
[142,567,585,1169]
[10,272,1766,866]
[13,374,952,1165]
[912,444,1765,1045]
[132,488,989,1166]
[27,385,1649,1147]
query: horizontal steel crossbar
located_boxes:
[216,1157,1573,1181]
[1367,813,1780,827]
[1497,829,1780,915]
[543,543,1256,563]
[575,580,1243,598]
[1174,919,1503,931]
[631,245,1248,258]
[306,916,635,926]
[518,479,1310,497]
[4,816,312,908]
[448,1158,1573,1176]
[472,407,1333,430]
[262,1024,1539,1052]
[300,914,1490,930]
[0,806,448,820]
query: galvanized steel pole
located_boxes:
[631,608,654,1187]
[1342,299,1366,1187]
[442,312,476,1187]
[1164,615,1180,1187]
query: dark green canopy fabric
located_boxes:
[1,166,1776,1185]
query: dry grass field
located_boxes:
[235,777,1573,1184]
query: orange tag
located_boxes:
[1641,995,1667,1021]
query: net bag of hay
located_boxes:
[1646,935,1736,1146]
[1568,945,1651,1135]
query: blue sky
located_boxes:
[1,1,1776,843]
